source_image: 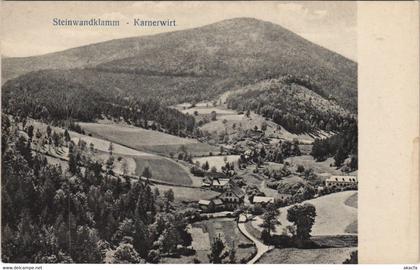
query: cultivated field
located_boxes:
[29,119,151,156]
[193,155,240,171]
[79,122,218,156]
[133,156,192,186]
[252,191,358,236]
[258,247,356,264]
[79,122,197,146]
[153,185,219,202]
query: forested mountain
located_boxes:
[2,17,357,112]
[226,77,355,134]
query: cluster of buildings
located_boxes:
[199,176,245,212]
[198,173,358,213]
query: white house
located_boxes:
[325,175,358,189]
[253,196,274,204]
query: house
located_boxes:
[253,196,274,204]
[212,198,223,211]
[325,175,358,189]
[198,200,212,212]
[217,183,245,210]
[198,198,224,213]
[211,178,231,191]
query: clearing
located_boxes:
[79,122,218,156]
[29,119,195,185]
[153,184,219,202]
[251,191,358,236]
[285,155,358,180]
[133,156,192,186]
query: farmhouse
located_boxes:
[325,175,358,189]
[217,183,245,210]
[211,178,231,191]
[199,198,224,212]
[198,200,212,211]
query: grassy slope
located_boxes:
[80,122,218,157]
[29,119,194,185]
[252,191,358,236]
[133,156,192,186]
[258,247,356,264]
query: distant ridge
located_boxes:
[2,17,357,111]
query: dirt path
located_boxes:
[237,215,273,264]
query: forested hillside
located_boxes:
[226,77,355,134]
[1,71,196,136]
[1,115,195,263]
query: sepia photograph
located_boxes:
[1,1,360,265]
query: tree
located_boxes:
[157,225,179,254]
[261,121,268,131]
[27,125,34,141]
[287,203,316,245]
[210,111,217,121]
[208,235,228,263]
[202,161,210,171]
[210,166,217,173]
[296,165,305,173]
[113,242,143,263]
[141,167,152,181]
[106,156,114,175]
[64,129,71,143]
[349,155,358,171]
[46,125,52,138]
[245,110,250,118]
[260,204,280,241]
[108,142,114,156]
[163,189,174,212]
[71,226,102,263]
[334,146,347,167]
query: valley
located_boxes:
[1,17,358,264]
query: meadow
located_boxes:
[251,191,358,236]
[133,156,192,186]
[193,155,240,171]
[258,247,356,264]
[153,185,219,202]
[79,122,218,156]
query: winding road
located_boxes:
[237,215,273,264]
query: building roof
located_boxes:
[212,179,230,186]
[326,175,358,182]
[230,184,245,198]
[253,196,274,203]
[198,200,211,206]
[212,199,223,205]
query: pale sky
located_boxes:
[1,1,357,60]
